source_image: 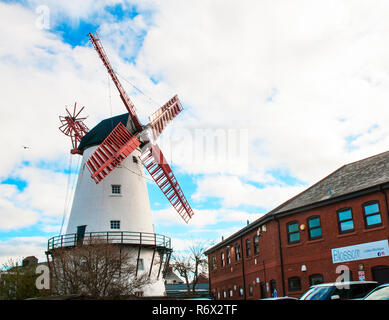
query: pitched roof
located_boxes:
[164,268,184,284]
[205,150,389,254]
[271,150,389,215]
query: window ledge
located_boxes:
[286,242,303,248]
[337,231,357,238]
[307,238,324,245]
[109,194,122,197]
[362,225,385,233]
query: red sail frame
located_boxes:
[85,122,140,184]
[88,32,142,132]
[141,144,194,223]
[148,95,183,140]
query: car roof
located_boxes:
[310,281,377,288]
[372,283,389,289]
[260,296,297,300]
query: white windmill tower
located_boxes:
[48,32,194,296]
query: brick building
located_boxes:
[205,151,389,299]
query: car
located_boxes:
[299,281,378,300]
[259,296,298,300]
[362,283,389,300]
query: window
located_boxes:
[226,248,231,264]
[363,201,382,228]
[211,256,217,270]
[260,282,266,299]
[235,244,241,262]
[229,288,233,298]
[245,239,251,258]
[239,286,244,297]
[337,208,354,233]
[253,235,259,254]
[221,252,225,267]
[307,216,322,240]
[270,280,277,297]
[248,284,253,296]
[111,184,121,194]
[110,220,120,229]
[287,221,300,244]
[132,156,138,163]
[223,290,227,298]
[309,274,324,286]
[288,276,302,292]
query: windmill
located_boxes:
[48,32,194,296]
[85,31,193,224]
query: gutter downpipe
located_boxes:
[240,236,247,300]
[274,215,286,297]
[379,185,389,234]
[208,256,213,299]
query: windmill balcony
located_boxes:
[47,231,172,252]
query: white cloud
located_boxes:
[0,163,78,232]
[0,236,47,266]
[11,166,76,218]
[2,0,389,264]
[152,206,264,229]
[0,184,39,230]
[192,175,304,209]
[134,0,389,185]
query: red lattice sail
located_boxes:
[141,144,194,223]
[149,95,183,140]
[85,122,140,184]
[87,31,194,222]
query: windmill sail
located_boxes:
[87,31,194,222]
[148,95,183,141]
[141,144,194,223]
[85,122,140,183]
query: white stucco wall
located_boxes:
[66,146,154,234]
[123,246,167,296]
[63,145,169,296]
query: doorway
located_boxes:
[371,265,389,284]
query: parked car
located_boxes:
[362,283,389,300]
[260,296,298,300]
[299,281,378,300]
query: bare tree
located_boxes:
[189,242,208,293]
[171,254,193,293]
[0,258,47,300]
[49,238,152,298]
[171,241,208,295]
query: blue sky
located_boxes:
[1,0,389,264]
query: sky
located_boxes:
[1,0,389,265]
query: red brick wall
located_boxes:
[208,189,389,300]
[209,221,283,300]
[279,190,389,297]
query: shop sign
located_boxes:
[331,240,389,264]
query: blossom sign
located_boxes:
[331,240,389,264]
